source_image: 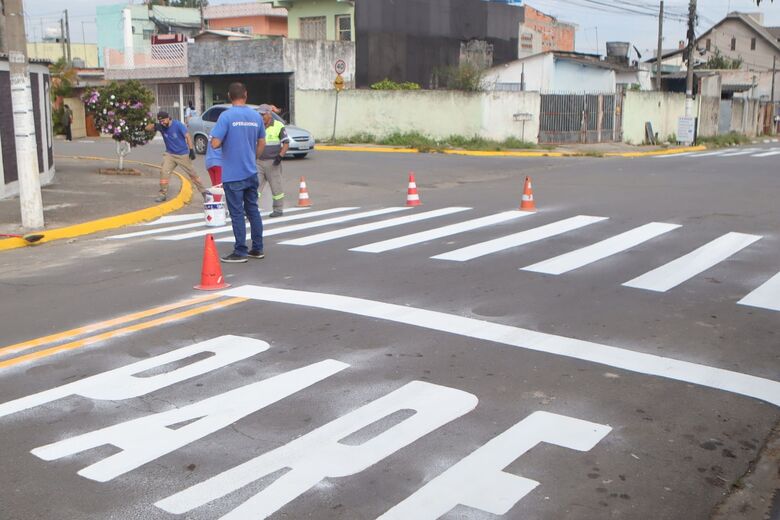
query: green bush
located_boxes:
[696,132,751,148]
[433,64,484,92]
[370,79,421,90]
[82,80,156,147]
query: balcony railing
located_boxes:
[104,42,188,80]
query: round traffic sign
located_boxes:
[335,59,347,75]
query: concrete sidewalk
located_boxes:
[0,155,191,250]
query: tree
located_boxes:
[698,49,742,70]
[82,81,157,170]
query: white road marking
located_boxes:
[351,210,531,253]
[653,152,697,158]
[623,232,762,292]
[111,208,311,240]
[523,222,681,275]
[218,207,412,243]
[738,272,780,312]
[222,285,780,407]
[687,150,728,157]
[719,148,761,157]
[156,381,478,518]
[751,149,780,157]
[32,358,349,482]
[0,336,266,419]
[280,207,472,246]
[142,213,203,226]
[432,215,607,262]
[378,411,611,519]
[157,207,357,241]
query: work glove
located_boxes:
[189,149,196,160]
[273,155,283,166]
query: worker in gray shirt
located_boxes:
[257,104,290,217]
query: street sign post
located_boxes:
[335,59,346,75]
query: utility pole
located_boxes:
[64,9,71,64]
[5,0,44,229]
[199,0,205,32]
[684,0,696,117]
[655,0,664,91]
[59,17,66,61]
[771,56,777,135]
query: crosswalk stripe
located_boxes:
[157,208,356,241]
[719,148,761,157]
[217,207,412,242]
[738,272,780,312]
[431,215,607,262]
[653,152,696,158]
[687,150,728,157]
[751,149,780,157]
[350,210,531,253]
[280,207,472,246]
[623,232,762,292]
[523,222,681,275]
[110,208,311,240]
[142,213,202,225]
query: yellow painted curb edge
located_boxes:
[0,156,192,252]
[604,145,706,157]
[317,144,706,158]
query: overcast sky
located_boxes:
[23,0,780,59]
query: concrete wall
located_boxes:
[96,5,154,67]
[28,42,100,68]
[294,89,541,142]
[284,39,355,89]
[730,98,763,137]
[622,90,688,144]
[553,59,615,93]
[698,97,720,137]
[522,5,575,53]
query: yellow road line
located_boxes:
[0,293,223,358]
[0,155,193,252]
[318,144,707,158]
[0,297,247,370]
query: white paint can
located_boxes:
[204,201,226,227]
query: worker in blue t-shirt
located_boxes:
[146,111,208,203]
[210,82,267,263]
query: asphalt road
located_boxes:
[0,140,778,520]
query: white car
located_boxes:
[187,104,316,158]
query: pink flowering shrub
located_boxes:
[82,80,156,147]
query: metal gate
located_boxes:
[539,92,620,144]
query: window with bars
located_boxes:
[750,37,756,50]
[230,26,252,35]
[300,16,326,40]
[336,14,351,41]
[731,37,736,51]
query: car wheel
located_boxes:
[194,134,208,155]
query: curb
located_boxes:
[317,144,706,158]
[0,156,192,252]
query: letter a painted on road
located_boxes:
[31,359,349,482]
[156,381,479,519]
[378,411,612,519]
[0,336,267,419]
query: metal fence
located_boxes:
[539,92,621,144]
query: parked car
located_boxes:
[187,104,315,158]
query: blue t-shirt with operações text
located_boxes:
[155,120,190,156]
[210,106,265,183]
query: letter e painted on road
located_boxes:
[378,411,612,519]
[0,336,267,419]
[156,381,479,519]
[31,359,349,482]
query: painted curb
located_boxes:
[317,144,706,158]
[0,156,193,252]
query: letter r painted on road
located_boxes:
[378,411,612,519]
[31,359,349,482]
[0,336,267,419]
[156,381,479,520]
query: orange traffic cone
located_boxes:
[519,176,536,212]
[194,234,230,291]
[406,172,421,206]
[297,176,312,207]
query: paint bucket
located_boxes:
[204,200,226,227]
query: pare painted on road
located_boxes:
[0,335,611,519]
